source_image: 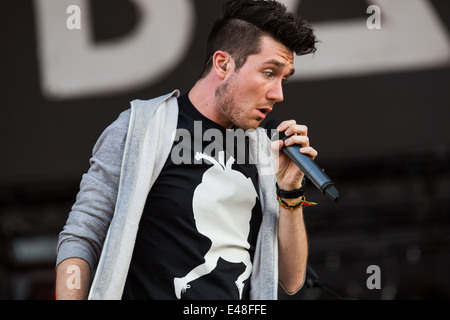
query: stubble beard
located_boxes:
[215,74,261,130]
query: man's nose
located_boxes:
[267,80,284,103]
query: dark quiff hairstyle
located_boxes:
[199,0,317,79]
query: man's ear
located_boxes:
[213,51,231,79]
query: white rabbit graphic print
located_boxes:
[174,151,258,299]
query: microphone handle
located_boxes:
[283,143,339,201]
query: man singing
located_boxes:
[55,0,318,300]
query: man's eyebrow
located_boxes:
[263,60,295,77]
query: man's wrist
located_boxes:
[276,178,306,199]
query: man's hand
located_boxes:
[270,119,318,191]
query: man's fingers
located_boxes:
[283,135,310,147]
[270,140,284,152]
[285,124,308,137]
[299,146,318,160]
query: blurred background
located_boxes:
[1,0,449,300]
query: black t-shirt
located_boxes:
[122,93,262,300]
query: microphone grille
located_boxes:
[264,119,284,141]
[264,118,282,131]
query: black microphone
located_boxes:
[265,119,339,202]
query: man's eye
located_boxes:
[263,71,274,78]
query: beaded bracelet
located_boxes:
[277,196,318,212]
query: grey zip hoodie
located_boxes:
[56,90,281,299]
